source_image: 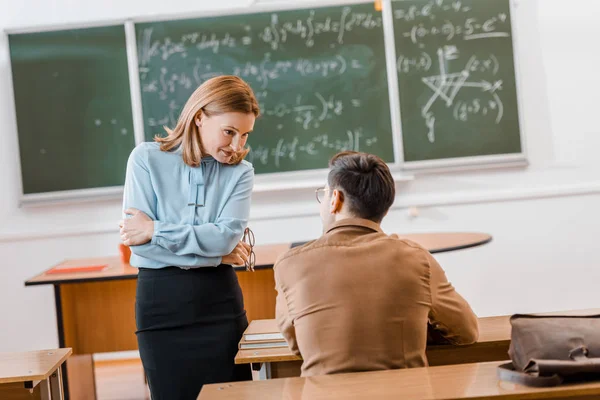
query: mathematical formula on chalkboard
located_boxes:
[135,3,395,173]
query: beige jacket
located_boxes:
[274,218,479,377]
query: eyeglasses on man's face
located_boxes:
[315,187,330,204]
[242,227,256,271]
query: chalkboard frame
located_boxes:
[5,19,138,206]
[386,0,528,171]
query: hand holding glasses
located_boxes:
[242,227,256,272]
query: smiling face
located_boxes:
[196,112,255,164]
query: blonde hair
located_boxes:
[155,75,260,166]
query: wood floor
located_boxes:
[94,357,258,399]
[94,358,150,400]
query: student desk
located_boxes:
[236,309,600,380]
[199,360,600,400]
[24,232,491,399]
[0,348,71,400]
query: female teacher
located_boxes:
[119,75,259,399]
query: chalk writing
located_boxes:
[394,0,515,144]
[136,3,392,172]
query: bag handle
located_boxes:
[497,362,563,387]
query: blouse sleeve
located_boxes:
[122,145,222,267]
[150,167,254,257]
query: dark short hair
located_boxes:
[327,151,395,223]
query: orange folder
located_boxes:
[46,264,108,274]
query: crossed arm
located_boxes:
[120,146,252,267]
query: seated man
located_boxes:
[274,151,479,377]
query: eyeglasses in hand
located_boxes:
[242,227,256,271]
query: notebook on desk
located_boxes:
[239,339,288,350]
[243,319,284,341]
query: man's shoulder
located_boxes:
[274,233,430,270]
[274,239,321,269]
[387,234,430,253]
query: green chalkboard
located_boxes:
[136,2,394,174]
[392,0,523,163]
[9,25,135,195]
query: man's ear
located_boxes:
[329,189,344,214]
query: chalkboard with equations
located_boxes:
[6,0,529,202]
[135,2,395,174]
[391,0,524,164]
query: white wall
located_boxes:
[0,0,599,353]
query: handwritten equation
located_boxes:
[259,8,382,50]
[393,0,514,144]
[393,0,509,44]
[137,4,392,171]
[141,52,357,101]
[247,129,379,168]
[393,0,472,21]
[138,7,382,67]
[400,14,509,46]
[262,92,355,130]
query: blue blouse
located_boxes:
[122,142,254,269]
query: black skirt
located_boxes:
[135,265,252,400]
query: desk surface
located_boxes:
[25,232,491,286]
[24,243,290,286]
[235,308,600,365]
[234,314,511,365]
[0,348,72,384]
[199,360,600,400]
[395,232,491,253]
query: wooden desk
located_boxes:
[235,309,600,380]
[199,360,600,400]
[24,232,491,399]
[395,232,491,253]
[0,348,71,400]
[23,244,287,400]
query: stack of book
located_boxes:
[238,319,288,350]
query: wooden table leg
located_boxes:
[40,378,51,400]
[251,362,271,380]
[50,364,65,400]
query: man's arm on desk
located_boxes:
[427,253,479,345]
[274,265,300,355]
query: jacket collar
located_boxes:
[325,218,383,235]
